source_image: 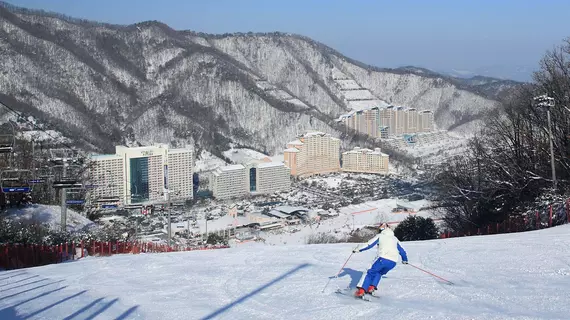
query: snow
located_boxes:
[262,198,433,246]
[256,162,285,169]
[341,89,376,101]
[348,100,389,111]
[194,150,226,173]
[335,79,361,90]
[2,225,570,319]
[5,204,96,232]
[16,130,70,144]
[218,164,246,172]
[222,148,270,164]
[285,98,308,108]
[192,215,251,234]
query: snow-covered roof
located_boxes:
[266,210,289,219]
[273,205,309,214]
[337,101,425,120]
[213,164,246,176]
[284,148,300,153]
[220,164,245,171]
[196,214,250,233]
[91,154,123,161]
[168,148,193,154]
[288,139,304,145]
[303,131,327,137]
[256,162,285,169]
[343,147,388,156]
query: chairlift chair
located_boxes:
[65,186,86,206]
[51,164,84,189]
[1,169,32,193]
[0,134,14,154]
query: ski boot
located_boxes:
[354,287,366,298]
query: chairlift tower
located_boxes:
[49,149,84,231]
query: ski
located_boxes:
[334,288,379,301]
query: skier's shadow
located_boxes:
[333,268,363,288]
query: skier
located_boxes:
[351,222,408,297]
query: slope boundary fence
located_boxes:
[439,199,570,239]
[0,241,229,270]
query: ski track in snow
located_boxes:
[1,226,570,319]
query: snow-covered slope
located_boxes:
[1,225,569,319]
[5,204,95,231]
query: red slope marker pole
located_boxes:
[321,245,359,293]
[407,263,454,285]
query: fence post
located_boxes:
[567,199,570,224]
[549,205,553,227]
[81,240,84,258]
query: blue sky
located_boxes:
[6,0,570,81]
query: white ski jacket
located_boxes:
[356,228,408,263]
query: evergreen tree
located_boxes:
[394,216,439,241]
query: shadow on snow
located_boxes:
[201,263,311,320]
[0,271,140,319]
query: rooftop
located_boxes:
[168,148,193,154]
[288,139,304,145]
[343,147,388,156]
[90,154,123,161]
[273,205,309,214]
[284,147,300,153]
[303,131,327,137]
[219,164,246,172]
[256,162,285,169]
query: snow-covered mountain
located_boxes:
[1,225,569,319]
[0,2,515,157]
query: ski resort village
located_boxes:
[2,1,570,319]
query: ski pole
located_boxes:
[321,245,359,293]
[407,263,454,285]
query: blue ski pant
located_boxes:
[357,257,397,289]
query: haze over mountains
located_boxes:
[0,2,521,158]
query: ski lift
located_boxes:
[34,166,53,182]
[52,164,83,189]
[0,133,14,154]
[65,186,85,206]
[1,169,32,193]
[0,121,15,154]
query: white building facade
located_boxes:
[88,154,125,206]
[166,148,194,202]
[284,131,341,177]
[211,164,248,200]
[88,144,194,206]
[252,162,291,195]
[341,147,389,174]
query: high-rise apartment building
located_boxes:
[341,147,389,174]
[88,154,125,206]
[166,148,194,201]
[211,164,248,200]
[250,162,291,194]
[338,105,434,138]
[88,144,194,206]
[404,108,418,134]
[284,131,340,177]
[418,110,435,132]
